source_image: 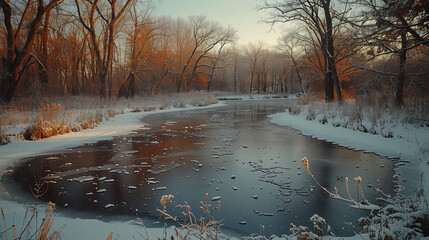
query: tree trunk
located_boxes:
[250,66,255,93]
[322,0,343,103]
[108,59,113,99]
[207,60,217,92]
[322,45,334,102]
[71,57,80,95]
[396,32,407,106]
[0,0,61,103]
[177,45,198,93]
[291,54,305,95]
[233,59,238,93]
[99,71,108,98]
[1,65,18,102]
[38,10,51,95]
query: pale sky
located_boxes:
[154,0,282,48]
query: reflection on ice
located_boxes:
[2,100,396,237]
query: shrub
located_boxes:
[22,103,64,140]
[0,127,10,145]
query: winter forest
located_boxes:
[0,0,427,102]
[0,0,428,239]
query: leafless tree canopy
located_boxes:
[0,0,427,106]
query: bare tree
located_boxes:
[75,0,133,98]
[245,41,263,93]
[279,35,309,95]
[357,0,429,105]
[260,0,344,102]
[270,54,288,92]
[230,46,240,93]
[189,26,237,92]
[0,0,62,102]
[119,1,156,98]
[150,16,174,95]
[37,6,53,94]
[176,16,218,92]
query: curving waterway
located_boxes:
[2,99,396,237]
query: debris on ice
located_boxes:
[104,204,114,209]
[212,196,221,201]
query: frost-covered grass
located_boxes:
[266,95,429,240]
[0,126,10,146]
[290,96,428,139]
[0,193,233,240]
[271,96,429,188]
[153,193,227,240]
[358,185,429,240]
[0,92,218,143]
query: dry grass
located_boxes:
[302,157,383,210]
[38,202,56,240]
[105,231,114,240]
[22,103,71,140]
[1,92,218,143]
[0,202,58,240]
[290,93,429,139]
[132,193,224,240]
[0,127,10,146]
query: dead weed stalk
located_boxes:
[0,202,58,240]
[146,193,224,240]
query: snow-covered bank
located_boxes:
[0,93,230,240]
[0,102,225,169]
[263,100,429,240]
[0,199,239,240]
[269,101,429,190]
[2,95,427,239]
[0,92,221,166]
[213,92,293,101]
[1,92,220,142]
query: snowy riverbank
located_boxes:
[1,95,427,239]
[0,103,226,170]
[269,101,429,193]
[0,93,234,240]
[266,100,429,240]
[0,93,290,240]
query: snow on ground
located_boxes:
[213,92,293,101]
[0,92,295,239]
[0,101,225,170]
[1,94,427,239]
[263,99,429,240]
[0,199,238,240]
[269,101,429,193]
[0,93,231,240]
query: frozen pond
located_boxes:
[2,99,396,237]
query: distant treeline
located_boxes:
[1,0,428,106]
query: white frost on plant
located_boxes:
[269,100,429,190]
[268,99,429,239]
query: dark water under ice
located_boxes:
[2,99,396,237]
